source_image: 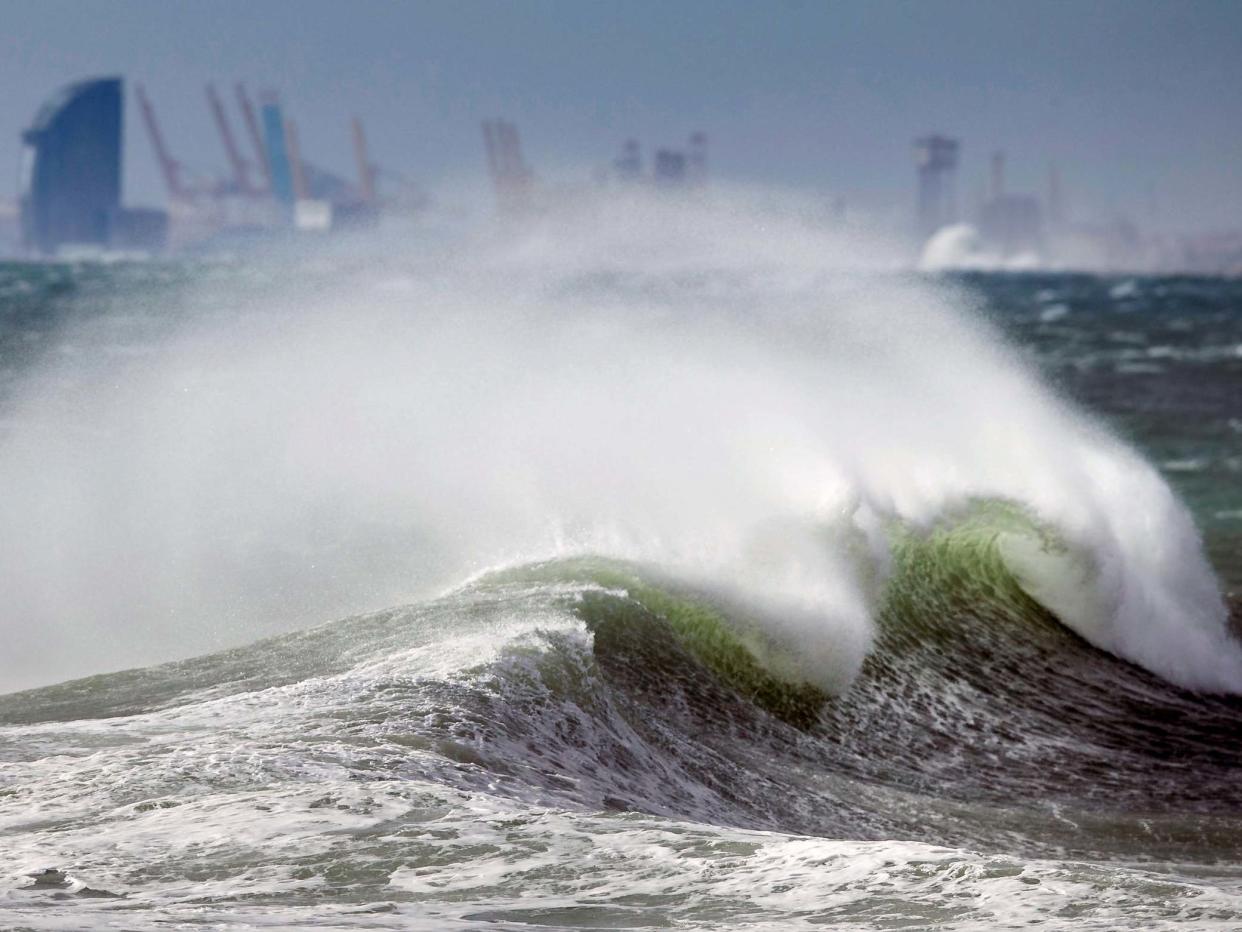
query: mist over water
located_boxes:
[1,188,1236,695]
[5,189,1242,931]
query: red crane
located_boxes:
[135,83,189,202]
[206,83,253,195]
[235,83,271,193]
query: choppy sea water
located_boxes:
[1,207,1240,929]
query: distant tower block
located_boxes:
[614,139,642,182]
[913,134,960,240]
[1046,161,1063,231]
[687,132,707,187]
[653,149,687,186]
[21,76,122,253]
[259,93,295,207]
[351,117,377,205]
[990,150,1006,201]
[481,118,534,215]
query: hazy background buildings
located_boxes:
[1,0,1240,270]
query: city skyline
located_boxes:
[2,0,1240,234]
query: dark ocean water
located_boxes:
[0,242,1240,929]
[970,273,1242,592]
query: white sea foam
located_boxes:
[6,767,1242,930]
[917,222,1043,272]
[0,188,1237,693]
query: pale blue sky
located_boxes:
[2,0,1240,232]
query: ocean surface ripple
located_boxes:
[2,197,1241,929]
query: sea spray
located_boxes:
[0,188,1236,695]
[4,238,1242,927]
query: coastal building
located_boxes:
[20,76,168,255]
[913,134,960,240]
[20,77,123,254]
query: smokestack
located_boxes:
[481,118,533,215]
[1047,161,1063,230]
[688,131,708,187]
[351,116,376,205]
[283,117,308,202]
[913,134,960,239]
[990,151,1006,202]
[614,139,642,182]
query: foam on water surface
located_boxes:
[3,193,1242,929]
[0,191,1237,695]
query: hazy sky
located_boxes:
[2,0,1240,233]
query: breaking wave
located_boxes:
[5,194,1242,927]
[0,188,1238,701]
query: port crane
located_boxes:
[135,83,190,202]
[206,83,257,196]
[235,83,272,193]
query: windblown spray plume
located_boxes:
[2,190,1241,929]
